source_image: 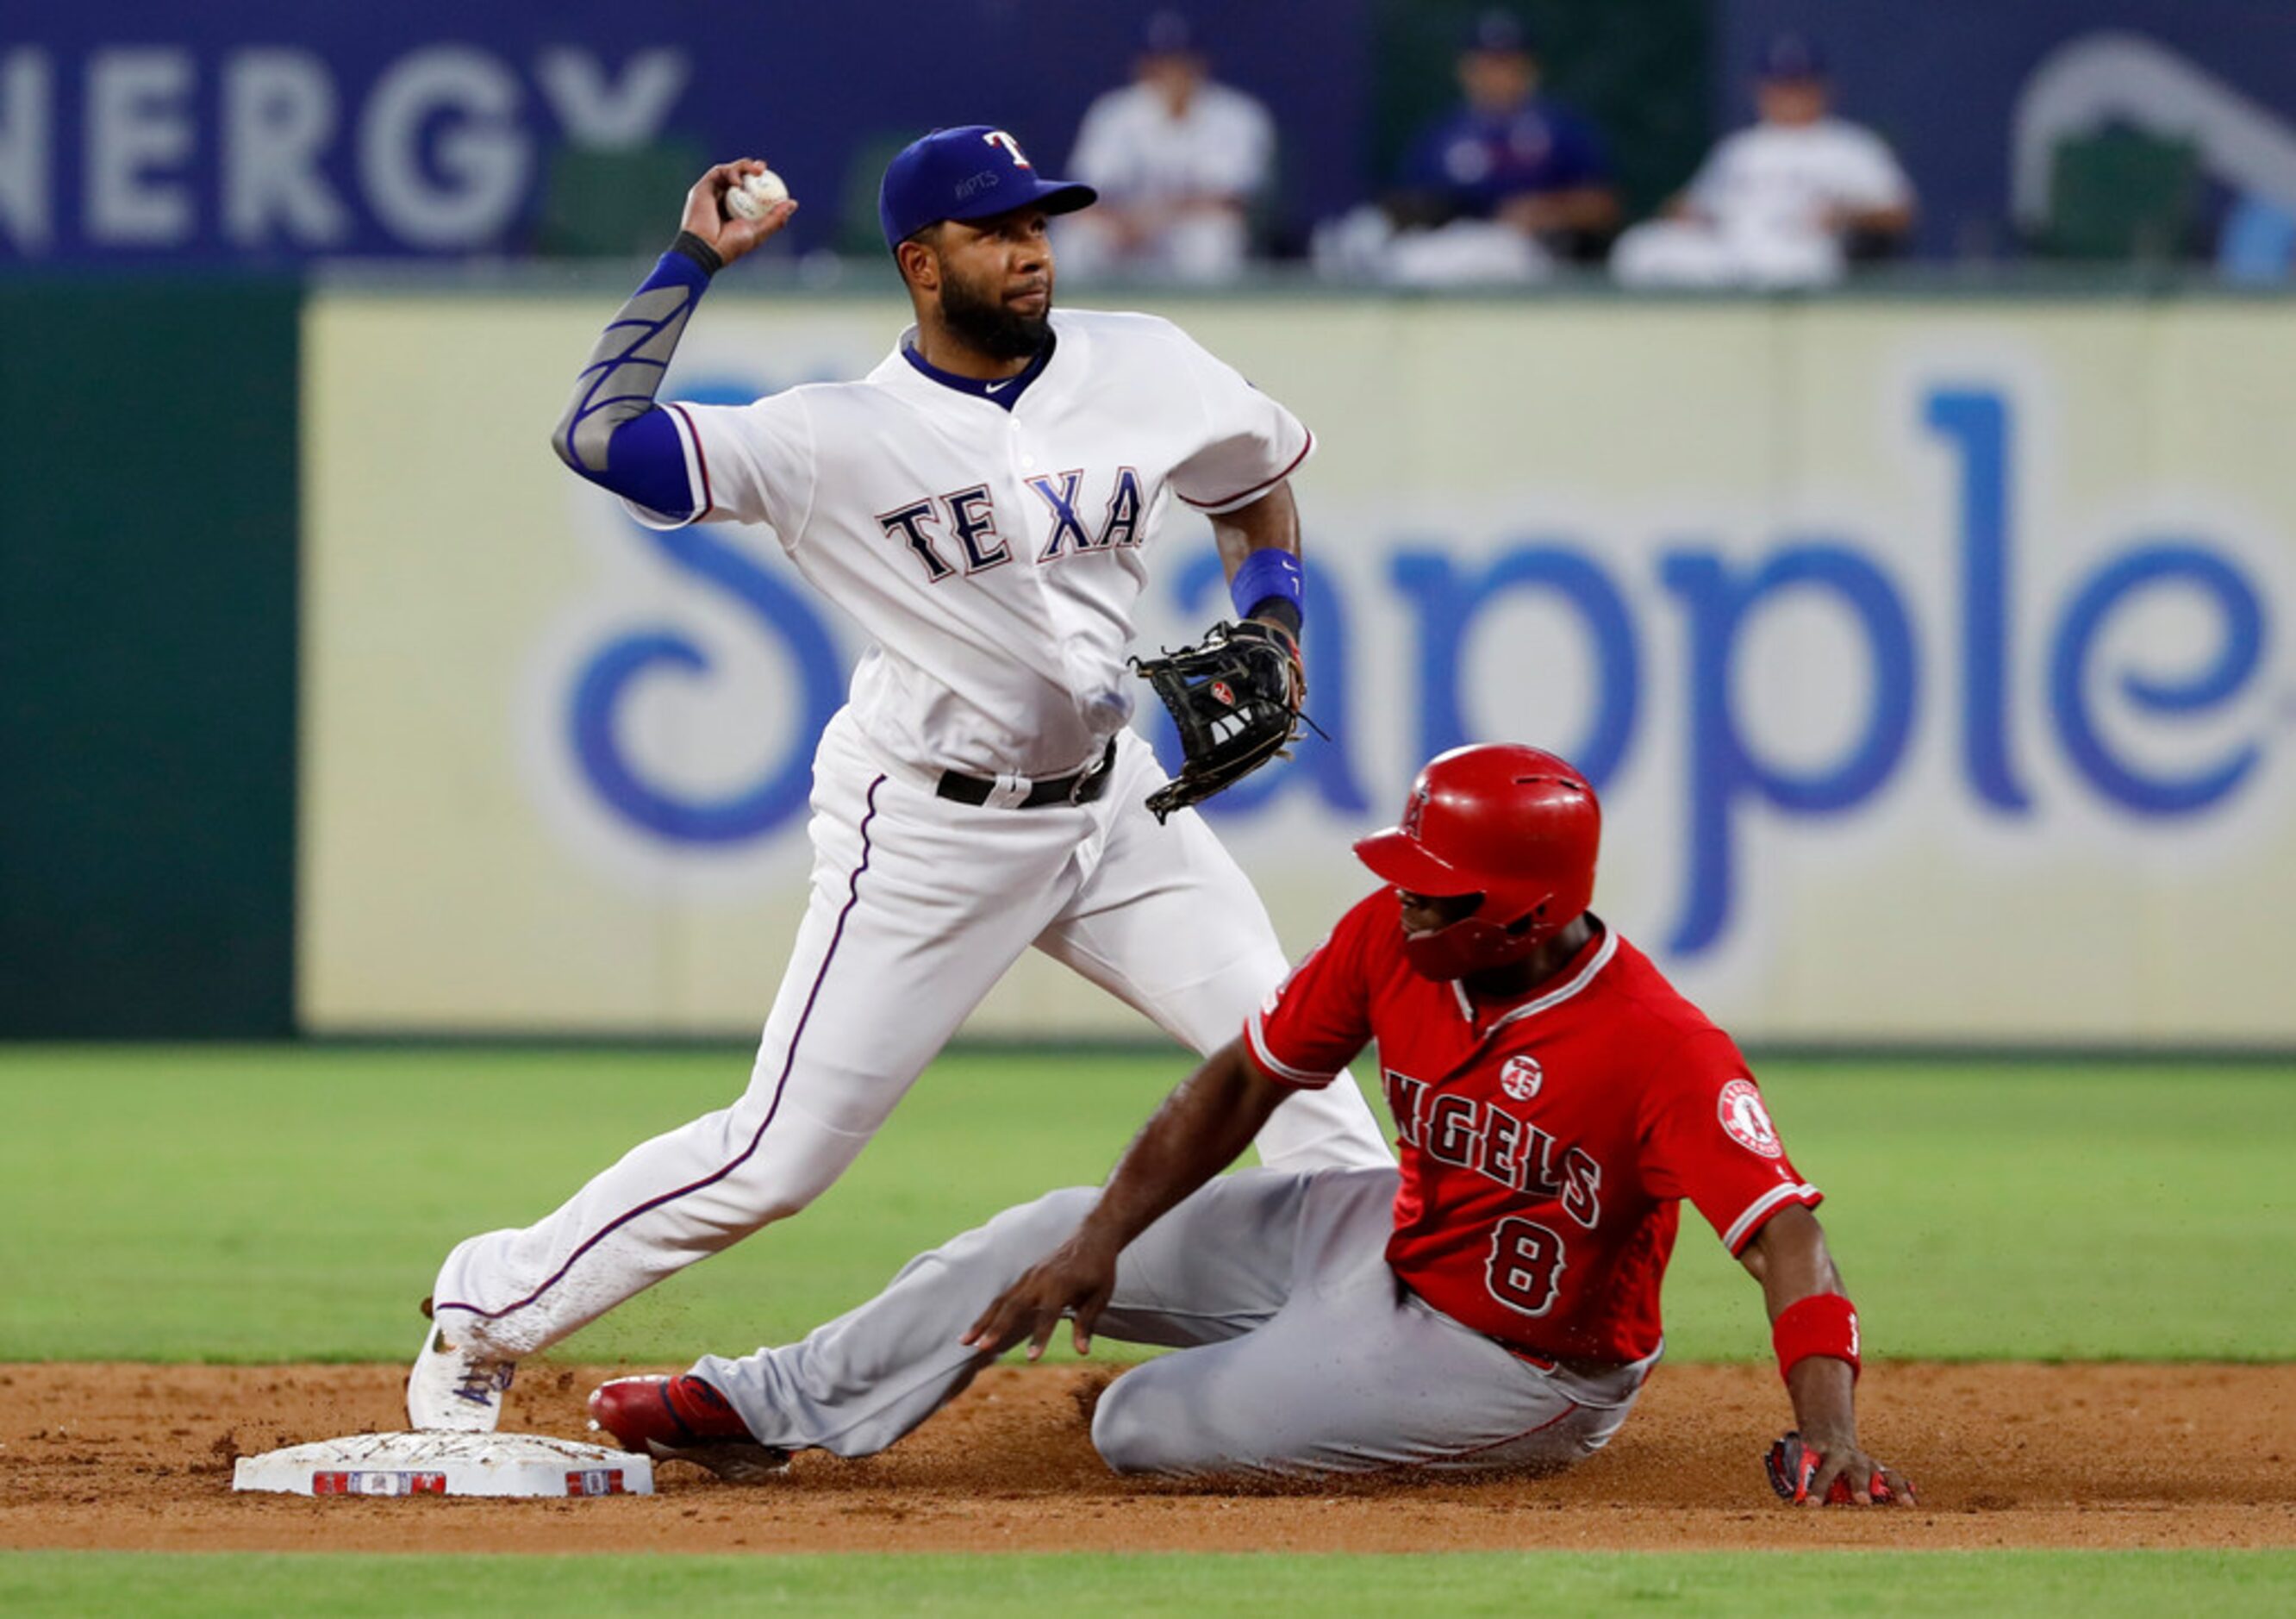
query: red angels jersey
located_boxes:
[1244,891,1820,1364]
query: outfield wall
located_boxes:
[0,282,299,1038]
[297,290,2296,1045]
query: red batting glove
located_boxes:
[1764,1431,1900,1505]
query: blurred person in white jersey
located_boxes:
[1614,32,1914,289]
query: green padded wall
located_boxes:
[0,282,299,1035]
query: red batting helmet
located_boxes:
[1352,745,1600,982]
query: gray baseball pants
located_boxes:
[694,1166,1655,1478]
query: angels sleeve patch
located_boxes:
[1717,1078,1783,1159]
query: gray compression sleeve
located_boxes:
[548,231,724,475]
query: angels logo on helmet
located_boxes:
[1400,780,1432,839]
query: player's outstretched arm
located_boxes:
[1740,1206,1916,1506]
[547,161,797,516]
[961,1040,1287,1362]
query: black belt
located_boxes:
[935,738,1117,809]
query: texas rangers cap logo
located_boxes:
[1500,1054,1543,1101]
[1718,1078,1782,1158]
[983,129,1033,167]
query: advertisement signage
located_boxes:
[0,3,1371,265]
[301,292,2295,1041]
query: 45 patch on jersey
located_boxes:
[876,469,1144,582]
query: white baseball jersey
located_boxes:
[1068,82,1275,204]
[638,309,1310,778]
[1685,117,1912,244]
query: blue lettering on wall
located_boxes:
[1925,388,2031,814]
[570,518,843,845]
[569,379,845,845]
[1661,543,1920,955]
[2049,542,2268,816]
[1391,544,1640,789]
[555,373,2278,964]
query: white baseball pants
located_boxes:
[429,709,1393,1356]
[696,1166,1655,1477]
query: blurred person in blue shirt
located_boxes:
[1392,10,1619,258]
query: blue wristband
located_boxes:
[1230,548,1304,623]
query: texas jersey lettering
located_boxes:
[876,465,1146,581]
[638,310,1306,778]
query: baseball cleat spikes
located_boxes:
[588,1374,790,1483]
[640,1433,794,1485]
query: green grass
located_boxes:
[2,1551,2291,1616]
[1,1047,2290,1364]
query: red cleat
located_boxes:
[588,1375,789,1482]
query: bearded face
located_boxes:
[932,242,1053,359]
[899,207,1057,363]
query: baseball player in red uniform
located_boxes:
[590,744,1914,1503]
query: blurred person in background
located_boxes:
[1057,11,1276,283]
[1318,9,1617,285]
[1613,32,1914,289]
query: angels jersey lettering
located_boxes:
[633,309,1310,780]
[1245,893,1821,1363]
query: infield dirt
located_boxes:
[1,1361,2289,1554]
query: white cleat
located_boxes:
[406,1310,517,1432]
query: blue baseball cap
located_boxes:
[1140,10,1200,57]
[1464,9,1534,56]
[877,126,1097,252]
[1756,32,1828,82]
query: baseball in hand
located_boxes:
[724,169,790,221]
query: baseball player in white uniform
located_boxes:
[406,127,1392,1429]
[1058,11,1276,283]
[1613,33,1914,288]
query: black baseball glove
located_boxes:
[1133,619,1306,822]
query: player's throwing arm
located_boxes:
[547,159,794,503]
